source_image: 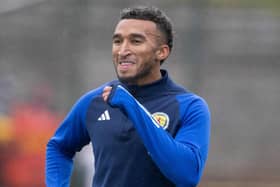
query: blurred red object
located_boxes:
[1,94,62,187]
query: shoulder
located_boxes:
[176,92,210,123]
[165,77,188,96]
[166,79,210,116]
[176,92,206,104]
[176,92,209,110]
[166,75,207,107]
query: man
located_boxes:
[46,6,211,187]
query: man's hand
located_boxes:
[102,86,113,102]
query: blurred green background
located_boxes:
[0,0,279,186]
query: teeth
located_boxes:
[120,61,134,64]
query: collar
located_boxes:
[120,69,170,98]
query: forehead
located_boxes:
[114,19,159,37]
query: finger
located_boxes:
[103,86,112,92]
[102,86,112,102]
[103,95,108,102]
[102,92,108,101]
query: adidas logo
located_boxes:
[98,110,111,121]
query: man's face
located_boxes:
[112,19,162,85]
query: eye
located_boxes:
[131,39,142,45]
[113,38,122,45]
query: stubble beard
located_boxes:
[115,62,154,85]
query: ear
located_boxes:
[156,44,170,62]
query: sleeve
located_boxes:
[108,85,211,187]
[45,94,92,187]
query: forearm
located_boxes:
[46,140,74,187]
[124,106,200,186]
[108,85,205,186]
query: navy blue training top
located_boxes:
[46,70,211,187]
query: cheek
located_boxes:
[140,51,156,63]
[112,52,118,62]
[112,47,118,56]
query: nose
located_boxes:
[118,41,131,57]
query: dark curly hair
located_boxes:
[120,6,174,64]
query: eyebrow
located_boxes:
[112,33,121,40]
[112,33,146,40]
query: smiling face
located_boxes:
[112,19,169,85]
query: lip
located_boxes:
[119,60,135,65]
[118,60,135,71]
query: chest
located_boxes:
[86,96,181,150]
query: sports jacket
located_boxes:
[46,70,211,187]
